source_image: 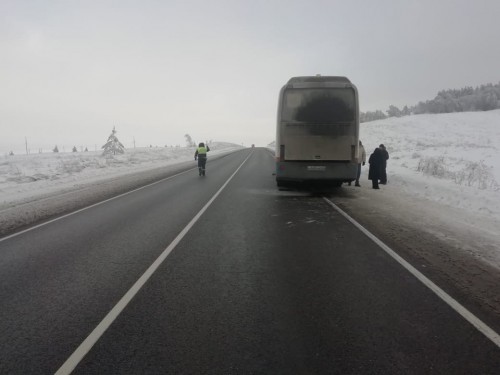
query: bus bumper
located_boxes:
[275,161,357,186]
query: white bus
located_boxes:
[275,76,360,188]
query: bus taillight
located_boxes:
[279,145,285,162]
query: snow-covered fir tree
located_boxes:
[102,126,125,155]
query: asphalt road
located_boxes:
[0,148,498,374]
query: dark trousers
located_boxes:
[356,163,362,183]
[198,158,207,170]
[372,178,379,189]
[380,165,387,184]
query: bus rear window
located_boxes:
[282,88,355,123]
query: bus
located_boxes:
[275,76,360,188]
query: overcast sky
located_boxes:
[1,0,499,153]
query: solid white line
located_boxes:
[322,197,500,349]
[55,151,253,375]
[1,150,247,243]
[0,167,197,243]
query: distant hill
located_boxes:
[362,82,500,122]
[208,141,245,149]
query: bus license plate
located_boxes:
[307,166,326,171]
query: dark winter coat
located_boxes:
[368,148,385,181]
[380,147,389,167]
[379,145,389,183]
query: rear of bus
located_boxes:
[275,76,359,187]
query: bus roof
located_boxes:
[287,76,351,84]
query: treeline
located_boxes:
[361,82,500,122]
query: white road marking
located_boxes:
[0,150,242,243]
[0,167,197,243]
[55,152,253,375]
[323,197,500,349]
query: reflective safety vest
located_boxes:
[197,146,207,154]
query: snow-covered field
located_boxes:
[0,142,243,208]
[359,110,500,224]
[357,110,500,269]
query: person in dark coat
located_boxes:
[368,147,385,189]
[379,144,389,184]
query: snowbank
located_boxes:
[0,142,243,208]
[360,110,500,222]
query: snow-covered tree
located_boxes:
[387,105,402,118]
[184,134,196,147]
[102,126,125,155]
[53,145,59,153]
[360,110,386,123]
[72,146,77,152]
[362,81,500,121]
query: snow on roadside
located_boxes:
[358,110,500,267]
[360,110,500,221]
[0,143,243,208]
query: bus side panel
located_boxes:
[275,86,286,160]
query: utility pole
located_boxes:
[25,137,28,155]
[133,137,136,149]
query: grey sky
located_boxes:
[1,0,499,152]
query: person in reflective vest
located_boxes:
[194,142,210,176]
